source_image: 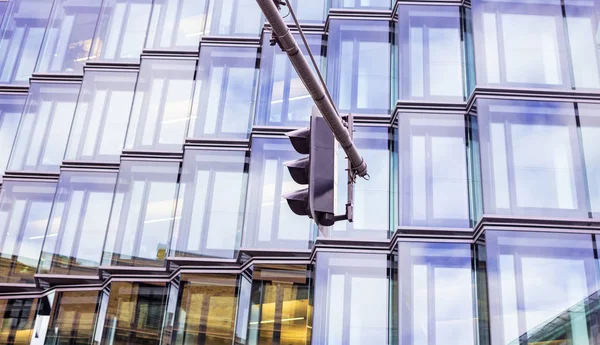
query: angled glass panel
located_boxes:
[35,0,103,75]
[0,2,6,22]
[398,114,470,228]
[0,94,26,180]
[44,291,100,345]
[204,0,262,37]
[579,103,600,218]
[8,82,80,173]
[283,0,326,24]
[397,5,466,101]
[0,0,53,84]
[564,0,600,90]
[189,46,259,139]
[327,20,392,115]
[331,0,391,10]
[243,138,313,250]
[38,171,117,276]
[65,70,137,162]
[312,252,389,345]
[145,0,208,50]
[90,0,152,62]
[170,149,248,259]
[256,33,324,127]
[0,299,39,345]
[125,58,196,151]
[0,181,56,284]
[397,243,476,345]
[332,127,390,239]
[477,99,588,218]
[486,231,600,345]
[102,160,179,268]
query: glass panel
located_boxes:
[145,0,208,50]
[579,103,600,218]
[0,0,53,84]
[256,34,324,127]
[327,20,391,115]
[44,291,100,345]
[100,282,168,345]
[0,94,26,180]
[8,83,80,173]
[102,160,179,267]
[0,181,56,284]
[331,0,390,10]
[0,2,6,22]
[397,242,475,345]
[486,231,600,345]
[0,299,39,345]
[189,47,258,139]
[332,127,390,239]
[65,70,137,162]
[90,0,152,62]
[564,0,600,89]
[204,0,262,37]
[35,0,103,74]
[38,171,117,276]
[125,58,196,151]
[170,150,248,259]
[282,0,326,24]
[247,265,312,345]
[235,273,252,345]
[397,6,465,101]
[312,252,389,345]
[243,138,313,250]
[398,114,470,228]
[477,99,588,217]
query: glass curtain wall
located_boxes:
[0,298,40,345]
[579,103,600,218]
[204,0,262,37]
[282,0,326,24]
[44,290,101,345]
[145,0,208,51]
[0,94,26,179]
[330,0,391,10]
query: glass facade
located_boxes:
[0,94,26,179]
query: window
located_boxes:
[486,231,600,345]
[102,160,179,267]
[327,20,392,115]
[256,34,324,127]
[331,0,391,10]
[0,299,38,345]
[204,0,262,37]
[145,0,208,50]
[65,70,137,162]
[189,46,259,139]
[243,138,313,250]
[35,0,103,74]
[170,149,248,259]
[579,103,600,218]
[0,181,56,284]
[38,171,117,276]
[125,58,196,151]
[564,0,600,89]
[0,0,53,84]
[397,6,466,101]
[90,0,152,62]
[478,99,588,218]
[282,0,326,24]
[0,94,26,180]
[44,291,100,345]
[8,82,80,173]
[399,114,470,228]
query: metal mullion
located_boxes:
[351,37,360,112]
[50,188,78,272]
[0,192,18,252]
[175,169,195,254]
[10,25,30,82]
[198,169,217,255]
[423,24,431,99]
[425,132,434,225]
[427,262,436,345]
[341,272,352,345]
[270,159,285,246]
[111,176,138,261]
[574,103,594,218]
[114,2,133,61]
[503,119,518,214]
[513,253,528,345]
[172,0,185,48]
[557,0,574,89]
[132,178,153,265]
[568,103,590,216]
[67,190,92,270]
[197,292,211,344]
[151,76,171,149]
[194,58,217,138]
[402,121,414,226]
[280,59,294,124]
[91,89,114,159]
[214,65,231,137]
[494,10,507,85]
[35,100,59,170]
[9,198,33,276]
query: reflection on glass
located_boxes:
[65,70,137,162]
[282,0,326,23]
[0,181,57,284]
[0,299,39,345]
[189,47,258,139]
[398,242,475,345]
[90,0,152,62]
[171,150,248,259]
[331,0,390,10]
[35,0,102,74]
[0,94,26,179]
[44,291,100,345]
[579,103,600,217]
[247,265,312,345]
[204,0,262,37]
[477,99,588,217]
[397,6,465,101]
[8,83,80,173]
[243,138,313,250]
[256,34,324,127]
[38,171,117,276]
[0,3,6,22]
[327,20,391,115]
[0,0,53,84]
[486,231,600,345]
[399,114,470,227]
[564,0,600,89]
[313,252,389,345]
[145,0,208,50]
[125,58,196,151]
[235,274,252,345]
[333,127,389,238]
[102,160,179,267]
[100,282,168,345]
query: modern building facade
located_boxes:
[0,0,599,344]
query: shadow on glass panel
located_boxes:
[145,0,208,51]
[44,290,101,345]
[0,298,39,345]
[0,94,26,180]
[204,0,263,37]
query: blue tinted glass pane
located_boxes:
[0,181,57,284]
[205,0,262,37]
[189,47,258,139]
[145,0,207,50]
[35,0,103,74]
[0,0,53,84]
[578,103,600,218]
[170,150,248,259]
[564,0,600,90]
[0,3,6,23]
[38,171,117,276]
[243,138,313,250]
[0,94,26,180]
[8,83,80,173]
[283,0,327,23]
[331,0,390,9]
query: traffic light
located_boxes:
[283,114,336,226]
